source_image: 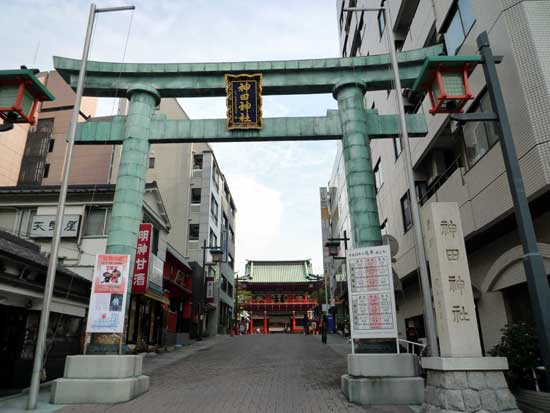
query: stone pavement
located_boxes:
[57,334,416,413]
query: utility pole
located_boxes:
[27,4,135,410]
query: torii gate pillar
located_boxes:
[333,82,381,248]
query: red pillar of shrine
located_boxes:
[292,310,296,334]
[264,311,268,335]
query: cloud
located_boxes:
[1,0,341,275]
[226,174,283,272]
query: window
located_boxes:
[443,0,475,55]
[377,1,386,38]
[374,158,383,192]
[400,191,413,232]
[43,163,50,178]
[228,253,234,269]
[151,226,159,256]
[463,92,500,167]
[209,228,217,247]
[221,276,228,292]
[227,283,233,298]
[48,139,55,153]
[229,226,234,242]
[193,154,203,169]
[84,207,111,236]
[212,167,219,191]
[191,188,201,204]
[222,213,228,230]
[393,137,403,159]
[189,224,199,241]
[148,157,155,168]
[210,194,218,222]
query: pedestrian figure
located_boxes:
[321,314,328,344]
[303,312,309,335]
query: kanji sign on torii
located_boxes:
[53,43,442,279]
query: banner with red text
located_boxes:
[86,254,130,333]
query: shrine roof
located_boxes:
[245,260,313,283]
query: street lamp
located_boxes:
[413,31,550,386]
[0,67,55,126]
[234,272,252,335]
[344,4,439,357]
[198,240,224,340]
[306,274,324,316]
[27,4,135,410]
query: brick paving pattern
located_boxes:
[59,335,413,413]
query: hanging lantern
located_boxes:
[325,240,340,257]
[209,247,224,263]
[413,56,481,115]
[0,68,55,125]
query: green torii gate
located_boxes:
[54,44,442,278]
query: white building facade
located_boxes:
[325,0,550,353]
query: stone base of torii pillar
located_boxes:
[421,357,520,413]
[50,355,149,404]
[341,354,424,405]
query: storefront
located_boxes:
[127,291,168,350]
[163,246,194,345]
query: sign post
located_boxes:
[346,245,397,352]
[85,254,131,354]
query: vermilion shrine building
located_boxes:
[241,260,319,333]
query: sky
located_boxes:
[1,0,341,275]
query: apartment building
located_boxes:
[326,0,550,353]
[187,143,237,336]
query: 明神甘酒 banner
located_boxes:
[225,73,262,130]
[86,254,130,333]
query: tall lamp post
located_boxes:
[26,4,135,410]
[343,4,439,357]
[198,240,223,340]
[412,31,550,386]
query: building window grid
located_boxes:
[443,0,475,56]
[189,224,199,241]
[377,1,386,38]
[191,188,201,204]
[192,154,203,170]
[210,194,218,223]
[463,91,500,168]
[148,157,155,169]
[393,137,403,160]
[400,191,413,233]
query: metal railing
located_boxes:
[398,339,428,356]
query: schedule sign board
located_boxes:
[346,245,397,339]
[86,254,130,333]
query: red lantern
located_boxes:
[0,69,55,125]
[413,56,482,116]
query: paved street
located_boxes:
[58,335,414,413]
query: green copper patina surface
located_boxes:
[53,44,442,97]
[74,110,427,144]
[334,82,381,247]
[106,84,159,267]
[53,44,442,280]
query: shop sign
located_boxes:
[29,214,81,238]
[225,73,262,130]
[206,276,215,303]
[346,245,397,340]
[86,254,130,333]
[132,223,152,294]
[148,254,164,294]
